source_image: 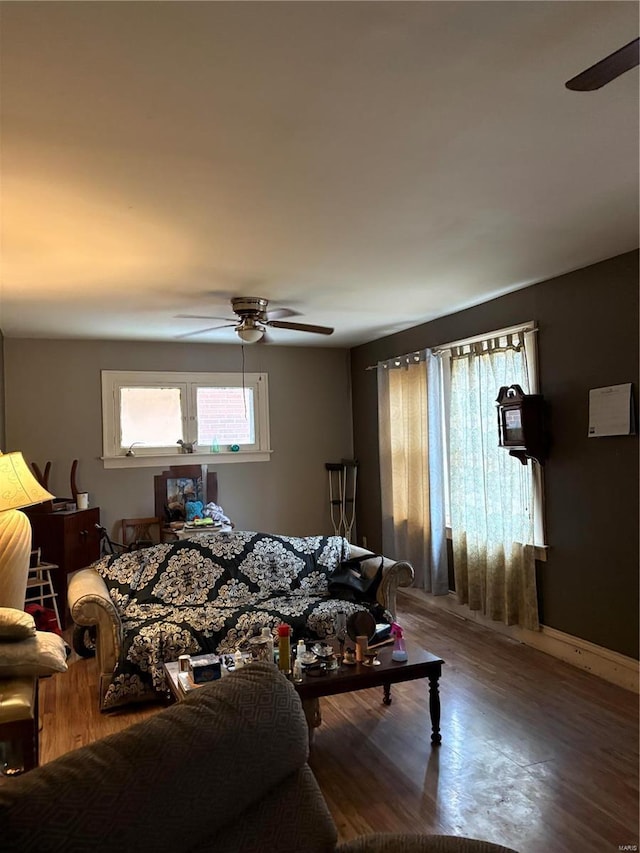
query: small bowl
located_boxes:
[311,643,334,660]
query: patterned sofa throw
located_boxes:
[95,531,385,710]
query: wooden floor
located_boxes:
[20,591,640,852]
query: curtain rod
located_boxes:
[431,321,537,353]
[364,321,537,370]
[365,350,424,371]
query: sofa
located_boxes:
[68,531,414,711]
[0,662,519,853]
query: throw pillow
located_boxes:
[0,607,36,641]
[0,630,68,677]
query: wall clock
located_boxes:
[496,384,548,465]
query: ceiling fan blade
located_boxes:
[566,38,639,91]
[175,314,234,322]
[267,319,334,335]
[175,323,236,339]
[265,307,300,321]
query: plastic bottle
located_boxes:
[391,622,408,662]
[261,626,275,663]
[296,639,306,661]
[277,624,291,674]
[234,649,245,670]
[293,658,303,683]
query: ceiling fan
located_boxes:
[176,296,334,344]
[565,37,639,90]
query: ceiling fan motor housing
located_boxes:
[231,298,268,342]
[231,297,269,321]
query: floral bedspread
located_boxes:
[95,530,379,710]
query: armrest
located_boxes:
[347,545,414,619]
[67,569,122,707]
[68,568,119,629]
[378,560,414,619]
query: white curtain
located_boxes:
[378,352,448,594]
[449,335,539,630]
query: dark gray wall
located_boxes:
[351,251,639,658]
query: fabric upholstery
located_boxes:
[0,663,338,852]
[0,676,36,724]
[69,536,415,712]
[0,630,67,677]
[67,566,122,702]
[0,607,36,641]
[93,531,385,709]
[191,765,337,853]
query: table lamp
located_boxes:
[0,452,54,610]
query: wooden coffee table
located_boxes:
[164,641,444,745]
[295,642,444,745]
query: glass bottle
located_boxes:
[261,626,275,664]
[335,611,347,659]
[277,623,291,675]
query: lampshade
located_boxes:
[0,452,54,511]
[237,326,264,344]
[0,452,55,613]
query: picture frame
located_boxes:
[154,465,218,523]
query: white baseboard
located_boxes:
[402,588,639,694]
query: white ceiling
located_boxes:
[1,1,638,348]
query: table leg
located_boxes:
[301,698,322,747]
[428,672,442,745]
[302,698,322,729]
[383,683,392,705]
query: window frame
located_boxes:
[101,370,271,469]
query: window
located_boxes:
[101,371,271,468]
[376,322,544,627]
[436,322,546,551]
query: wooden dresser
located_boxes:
[29,507,101,627]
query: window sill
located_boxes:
[102,451,272,469]
[445,526,548,562]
